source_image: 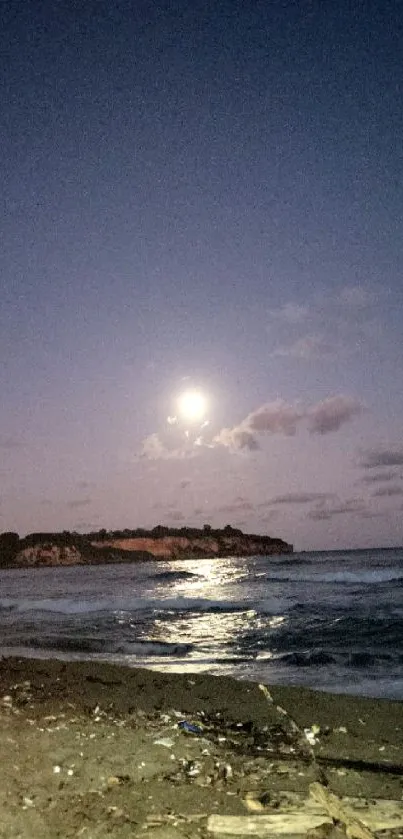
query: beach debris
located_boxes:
[223,762,233,780]
[243,791,266,813]
[106,774,129,787]
[178,719,203,735]
[309,783,374,839]
[207,793,403,837]
[153,736,175,748]
[258,683,316,761]
[207,812,334,835]
[305,725,321,746]
[22,796,34,808]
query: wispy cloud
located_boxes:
[307,396,364,435]
[372,486,403,498]
[217,499,254,513]
[308,498,367,521]
[360,448,403,469]
[0,436,24,450]
[271,302,310,323]
[270,287,382,364]
[270,492,334,505]
[273,334,333,360]
[339,285,376,309]
[67,498,92,509]
[361,471,401,484]
[167,511,185,522]
[140,433,195,460]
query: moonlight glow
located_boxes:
[177,389,208,423]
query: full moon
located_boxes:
[177,389,208,423]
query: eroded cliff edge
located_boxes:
[0,526,293,568]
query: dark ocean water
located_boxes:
[0,548,402,698]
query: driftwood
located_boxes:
[207,812,333,836]
[206,789,403,836]
[309,783,374,839]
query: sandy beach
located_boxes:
[0,657,402,838]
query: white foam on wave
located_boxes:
[304,569,403,584]
[264,568,403,585]
[0,595,255,616]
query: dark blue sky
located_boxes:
[2,0,403,548]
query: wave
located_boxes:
[260,569,403,585]
[153,570,201,582]
[275,651,337,666]
[14,635,194,658]
[267,648,399,668]
[0,595,256,617]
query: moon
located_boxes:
[177,389,208,423]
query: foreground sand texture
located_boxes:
[0,658,402,838]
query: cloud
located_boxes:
[360,448,403,469]
[372,486,403,498]
[0,436,23,450]
[271,302,310,323]
[307,396,363,435]
[273,335,333,360]
[141,393,364,459]
[67,498,92,509]
[217,499,254,513]
[167,511,185,522]
[308,498,367,520]
[213,426,260,452]
[250,401,305,435]
[214,395,362,452]
[339,285,375,308]
[140,433,194,460]
[361,471,401,484]
[74,520,101,531]
[270,492,334,505]
[213,400,304,452]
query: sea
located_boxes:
[0,548,402,700]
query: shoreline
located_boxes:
[0,656,402,837]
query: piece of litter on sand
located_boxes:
[178,720,203,735]
[153,737,175,748]
[304,725,320,746]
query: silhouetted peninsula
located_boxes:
[0,525,293,568]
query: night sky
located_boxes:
[2,0,403,550]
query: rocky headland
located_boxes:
[0,526,293,568]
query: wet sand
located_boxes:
[0,657,402,838]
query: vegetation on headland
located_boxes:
[0,525,293,568]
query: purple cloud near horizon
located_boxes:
[307,396,364,435]
[361,449,403,469]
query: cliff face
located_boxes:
[91,534,292,559]
[1,527,293,568]
[14,544,84,568]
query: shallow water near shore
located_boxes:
[0,547,402,699]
